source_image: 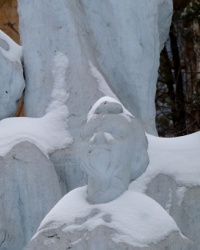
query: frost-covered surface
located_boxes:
[46,52,69,114]
[0,114,71,157]
[0,52,72,156]
[87,96,133,123]
[18,0,172,135]
[130,132,200,192]
[130,132,200,249]
[0,30,25,119]
[33,187,182,248]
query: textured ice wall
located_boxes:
[18,0,103,139]
[81,0,173,135]
[18,0,172,135]
[146,175,200,250]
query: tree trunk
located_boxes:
[170,23,187,135]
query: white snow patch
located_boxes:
[176,187,187,206]
[104,132,114,142]
[0,30,22,63]
[0,52,72,157]
[87,96,133,123]
[46,51,69,114]
[130,132,200,192]
[89,61,118,100]
[44,238,56,246]
[89,133,97,142]
[36,186,181,247]
[89,132,114,142]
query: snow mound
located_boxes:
[130,132,200,192]
[0,30,22,63]
[36,186,181,247]
[0,52,72,157]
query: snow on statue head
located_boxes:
[78,96,149,204]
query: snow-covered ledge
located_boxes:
[25,187,190,250]
[131,132,200,249]
[0,52,72,157]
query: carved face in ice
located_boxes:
[78,98,149,203]
[79,101,136,182]
[79,98,149,183]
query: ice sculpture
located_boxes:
[78,97,149,203]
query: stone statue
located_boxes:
[78,97,149,203]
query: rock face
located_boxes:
[146,175,200,250]
[25,187,191,250]
[130,132,200,250]
[18,0,173,135]
[0,31,25,119]
[0,142,62,250]
[25,226,190,250]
